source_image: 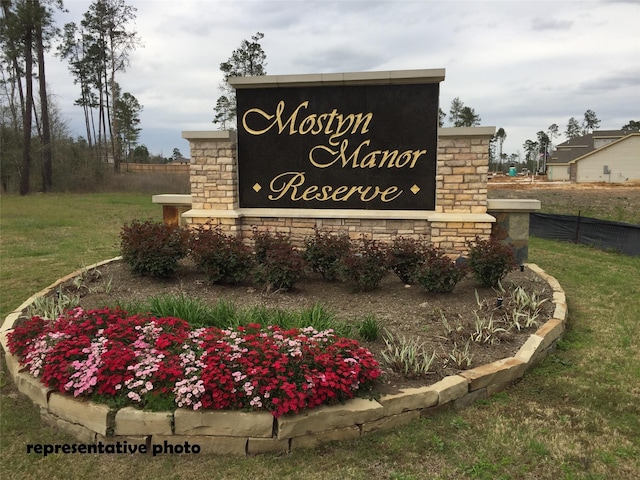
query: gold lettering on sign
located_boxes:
[242,97,432,207]
[309,139,426,169]
[242,101,373,144]
[268,172,403,203]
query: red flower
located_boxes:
[8,309,382,416]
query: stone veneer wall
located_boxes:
[0,258,567,456]
[183,127,496,254]
[488,199,542,265]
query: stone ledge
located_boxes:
[0,311,21,333]
[428,213,496,223]
[152,194,192,206]
[48,393,110,436]
[439,126,496,138]
[15,371,52,409]
[378,387,439,416]
[431,375,469,404]
[115,407,173,436]
[174,409,273,438]
[535,318,566,351]
[514,334,545,366]
[182,130,236,142]
[2,347,21,378]
[276,398,384,440]
[228,69,446,88]
[459,358,527,392]
[2,259,567,455]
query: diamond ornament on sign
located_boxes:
[253,183,262,192]
[410,184,421,195]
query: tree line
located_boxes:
[3,18,638,194]
[1,0,143,194]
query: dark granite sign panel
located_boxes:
[236,83,439,210]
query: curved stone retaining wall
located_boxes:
[0,259,567,456]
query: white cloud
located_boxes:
[46,0,640,156]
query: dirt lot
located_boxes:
[488,178,640,224]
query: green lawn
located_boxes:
[1,193,639,479]
[0,193,160,318]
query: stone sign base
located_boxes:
[182,128,499,254]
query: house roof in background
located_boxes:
[549,129,628,164]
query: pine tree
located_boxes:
[213,32,267,129]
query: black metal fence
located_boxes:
[530,213,640,256]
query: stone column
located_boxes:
[436,127,493,214]
[430,127,495,253]
[182,131,241,232]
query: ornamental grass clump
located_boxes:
[120,220,189,278]
[380,331,436,379]
[7,308,381,417]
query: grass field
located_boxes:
[1,192,639,479]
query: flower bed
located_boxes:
[7,307,381,418]
[1,258,569,455]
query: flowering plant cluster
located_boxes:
[8,308,381,417]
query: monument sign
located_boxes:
[234,74,441,210]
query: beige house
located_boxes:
[547,130,640,183]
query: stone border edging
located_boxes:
[0,260,567,456]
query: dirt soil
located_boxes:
[488,178,640,223]
[56,260,555,395]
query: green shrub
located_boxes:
[303,227,351,281]
[252,227,282,263]
[414,245,467,293]
[119,220,189,278]
[388,236,429,284]
[252,228,305,291]
[339,236,389,292]
[189,224,253,284]
[467,236,517,288]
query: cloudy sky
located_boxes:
[47,0,640,158]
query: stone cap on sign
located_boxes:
[182,208,496,223]
[439,126,496,138]
[487,199,542,212]
[181,126,497,145]
[182,130,236,142]
[152,194,192,206]
[227,69,446,89]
